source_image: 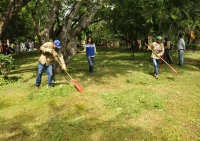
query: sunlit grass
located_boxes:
[0,48,200,140]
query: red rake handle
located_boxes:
[145,43,178,74]
[55,57,83,92]
[55,57,73,80]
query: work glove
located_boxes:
[52,51,58,58]
[157,53,162,57]
[147,47,152,50]
[45,48,53,53]
[62,64,67,71]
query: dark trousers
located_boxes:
[164,49,172,64]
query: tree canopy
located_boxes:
[1,0,200,58]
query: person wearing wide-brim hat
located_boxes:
[35,40,67,88]
[148,36,165,79]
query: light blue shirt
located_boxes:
[178,38,185,50]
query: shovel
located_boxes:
[55,58,83,92]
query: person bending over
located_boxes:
[35,40,66,88]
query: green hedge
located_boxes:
[186,44,200,51]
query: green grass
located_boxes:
[0,48,200,141]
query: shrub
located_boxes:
[0,54,14,76]
[186,44,200,52]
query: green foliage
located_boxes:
[2,15,32,42]
[0,54,14,76]
[0,0,9,13]
[186,44,200,51]
[0,76,9,86]
[92,0,200,47]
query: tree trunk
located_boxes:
[59,1,84,45]
[32,0,104,73]
[63,36,77,63]
[60,0,104,63]
[0,0,31,38]
[39,0,60,44]
[31,0,60,46]
[31,0,42,46]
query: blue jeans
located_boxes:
[35,62,54,87]
[153,58,160,75]
[178,50,184,65]
[87,56,95,73]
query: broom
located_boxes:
[55,57,83,92]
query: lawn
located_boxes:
[0,47,200,141]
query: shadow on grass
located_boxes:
[0,102,156,141]
[3,48,199,88]
[55,49,200,88]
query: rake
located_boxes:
[145,43,178,74]
[55,57,83,92]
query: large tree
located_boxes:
[31,0,105,63]
[0,0,32,38]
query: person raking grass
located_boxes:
[148,36,164,79]
[35,40,66,89]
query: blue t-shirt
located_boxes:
[86,44,95,56]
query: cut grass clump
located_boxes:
[28,84,75,100]
[101,88,165,116]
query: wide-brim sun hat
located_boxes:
[54,40,61,48]
[156,36,162,40]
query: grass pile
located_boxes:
[0,48,200,141]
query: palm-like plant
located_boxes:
[142,0,200,39]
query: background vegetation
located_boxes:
[1,0,200,51]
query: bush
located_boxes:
[186,44,200,52]
[0,54,14,76]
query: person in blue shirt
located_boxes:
[86,37,96,75]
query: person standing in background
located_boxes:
[86,37,96,76]
[163,36,172,64]
[25,41,29,51]
[177,34,185,66]
[0,42,2,54]
[21,43,26,52]
[30,41,34,51]
[14,43,20,55]
[2,41,8,55]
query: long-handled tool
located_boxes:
[159,55,165,72]
[55,58,83,92]
[145,43,178,74]
[169,54,173,62]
